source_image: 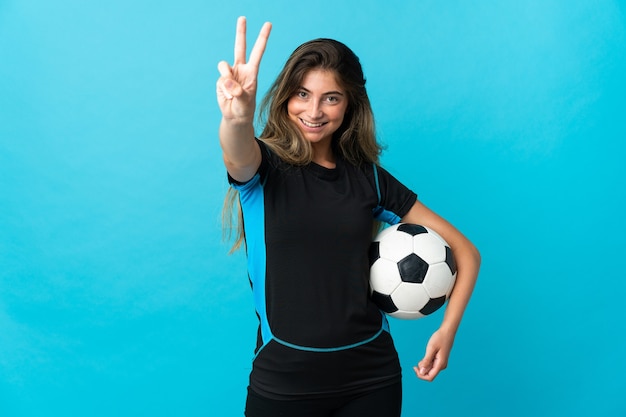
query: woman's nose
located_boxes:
[307,100,323,119]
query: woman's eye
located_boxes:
[297,91,308,98]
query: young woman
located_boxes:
[216,17,481,417]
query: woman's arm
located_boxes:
[216,17,271,182]
[401,200,481,381]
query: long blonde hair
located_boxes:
[223,38,383,252]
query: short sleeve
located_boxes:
[372,164,417,225]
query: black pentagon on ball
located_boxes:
[371,290,398,313]
[445,246,457,275]
[397,253,429,284]
[368,241,381,267]
[419,296,447,315]
[397,223,428,236]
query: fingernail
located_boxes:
[222,86,233,99]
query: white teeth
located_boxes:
[301,119,324,128]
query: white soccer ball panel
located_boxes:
[370,258,402,294]
[412,233,447,264]
[378,232,414,262]
[390,309,425,320]
[391,282,431,312]
[422,262,456,298]
[445,271,457,297]
[423,226,446,244]
[373,224,400,242]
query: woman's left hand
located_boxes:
[413,327,455,381]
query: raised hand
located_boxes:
[216,17,272,123]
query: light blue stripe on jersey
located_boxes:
[232,173,273,347]
[273,326,384,352]
[372,163,402,225]
[373,206,402,225]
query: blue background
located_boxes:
[1,1,625,416]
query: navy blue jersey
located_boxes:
[229,139,417,399]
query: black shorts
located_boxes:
[244,381,402,417]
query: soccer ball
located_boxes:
[369,223,457,320]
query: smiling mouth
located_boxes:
[300,119,326,128]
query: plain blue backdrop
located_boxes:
[1,1,625,416]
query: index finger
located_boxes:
[247,21,272,68]
[234,16,247,65]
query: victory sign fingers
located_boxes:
[217,17,271,120]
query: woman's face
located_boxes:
[287,69,348,147]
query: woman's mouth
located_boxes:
[300,118,326,128]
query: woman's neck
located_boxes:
[311,141,336,168]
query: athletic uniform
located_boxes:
[229,139,417,402]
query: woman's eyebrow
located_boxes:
[298,86,345,96]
